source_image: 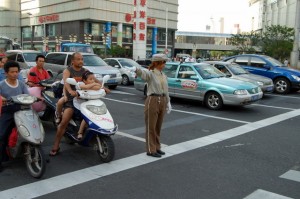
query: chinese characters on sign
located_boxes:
[133,0,147,60]
[39,14,59,24]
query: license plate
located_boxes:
[266,86,273,91]
[107,79,116,83]
[251,95,259,101]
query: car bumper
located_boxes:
[291,81,300,89]
[223,92,263,105]
[261,85,274,93]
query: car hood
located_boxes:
[26,62,36,68]
[206,77,257,89]
[85,66,119,74]
[236,74,272,83]
[275,66,300,75]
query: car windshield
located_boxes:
[119,59,140,67]
[194,64,226,79]
[227,63,249,75]
[83,55,107,66]
[23,53,41,62]
[263,55,285,67]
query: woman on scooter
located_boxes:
[0,61,29,172]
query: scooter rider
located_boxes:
[49,52,104,156]
[0,61,29,172]
[27,55,50,87]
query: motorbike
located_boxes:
[5,94,46,178]
[27,71,62,123]
[64,75,118,163]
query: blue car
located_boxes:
[134,62,263,110]
[223,54,300,94]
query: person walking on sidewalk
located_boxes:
[135,54,172,158]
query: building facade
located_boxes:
[0,0,178,58]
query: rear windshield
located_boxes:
[83,55,107,66]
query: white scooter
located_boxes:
[64,75,118,163]
[5,94,46,178]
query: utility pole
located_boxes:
[290,0,300,69]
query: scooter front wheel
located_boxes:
[95,136,115,163]
[24,144,46,179]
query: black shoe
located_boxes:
[146,152,161,158]
[157,149,165,155]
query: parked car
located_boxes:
[206,61,274,94]
[136,58,152,68]
[223,54,300,94]
[104,58,138,85]
[134,62,263,110]
[44,52,122,89]
[6,50,42,70]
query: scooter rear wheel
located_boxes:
[24,144,46,179]
[95,136,115,163]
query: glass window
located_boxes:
[82,55,107,66]
[163,64,178,78]
[17,54,24,62]
[92,23,100,36]
[48,24,56,36]
[235,56,249,65]
[250,57,266,68]
[112,26,117,37]
[22,27,32,38]
[123,26,132,39]
[46,53,66,65]
[108,59,119,67]
[34,25,44,37]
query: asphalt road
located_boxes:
[1,85,300,199]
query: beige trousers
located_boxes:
[144,96,167,153]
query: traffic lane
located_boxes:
[258,94,300,110]
[36,116,300,199]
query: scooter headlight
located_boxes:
[86,104,107,115]
[18,125,30,137]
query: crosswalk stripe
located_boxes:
[243,189,293,199]
[280,170,300,183]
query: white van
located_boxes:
[6,50,42,70]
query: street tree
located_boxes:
[261,25,294,61]
[229,31,260,54]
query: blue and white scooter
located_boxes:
[64,75,118,163]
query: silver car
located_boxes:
[104,58,139,85]
[207,61,274,93]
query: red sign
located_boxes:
[39,14,59,23]
[125,13,132,22]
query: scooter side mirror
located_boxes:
[102,75,110,84]
[66,78,77,85]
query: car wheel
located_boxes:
[274,77,291,94]
[108,85,117,89]
[121,75,130,85]
[204,91,223,110]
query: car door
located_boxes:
[16,53,28,70]
[249,56,274,79]
[162,64,177,96]
[174,65,200,100]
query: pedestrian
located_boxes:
[0,61,29,172]
[284,58,289,67]
[135,53,172,158]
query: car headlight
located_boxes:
[291,75,300,81]
[233,89,248,95]
[86,104,107,115]
[256,81,264,86]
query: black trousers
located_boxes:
[0,105,20,163]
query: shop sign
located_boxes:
[39,14,59,23]
[125,13,156,25]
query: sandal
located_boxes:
[77,133,83,140]
[49,147,60,156]
[55,112,62,124]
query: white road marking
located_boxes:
[110,90,136,95]
[251,104,296,110]
[1,109,299,198]
[104,98,250,124]
[117,131,168,147]
[266,93,300,99]
[244,189,293,199]
[280,170,300,183]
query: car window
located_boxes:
[235,56,249,65]
[83,55,107,66]
[227,63,248,74]
[178,65,196,79]
[215,64,230,75]
[23,53,40,62]
[17,54,24,62]
[194,64,225,79]
[108,59,119,67]
[163,64,178,78]
[225,58,235,63]
[66,55,72,66]
[119,59,140,67]
[6,53,17,61]
[250,57,266,68]
[46,53,66,65]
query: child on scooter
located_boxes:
[76,71,105,140]
[54,79,67,124]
